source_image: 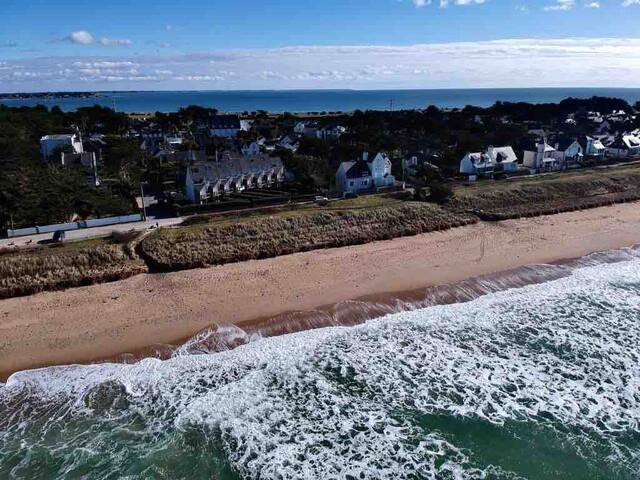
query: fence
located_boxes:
[7,214,143,238]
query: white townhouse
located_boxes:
[184,154,285,204]
[336,152,396,194]
[460,146,518,177]
[40,133,83,160]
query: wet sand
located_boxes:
[2,202,640,379]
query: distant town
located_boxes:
[1,96,639,237]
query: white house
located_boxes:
[184,154,285,203]
[460,146,518,177]
[579,136,606,159]
[523,141,559,171]
[552,137,584,166]
[294,120,320,137]
[40,133,83,160]
[336,152,395,194]
[276,134,300,152]
[293,121,307,134]
[316,125,346,140]
[605,134,640,158]
[241,141,262,158]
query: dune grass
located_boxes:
[450,164,640,219]
[139,202,477,271]
[0,237,147,299]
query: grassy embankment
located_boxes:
[451,163,640,220]
[138,196,476,271]
[0,234,147,299]
[3,163,640,299]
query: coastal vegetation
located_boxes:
[451,163,640,219]
[0,235,147,299]
[138,199,476,271]
[4,162,640,299]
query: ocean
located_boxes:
[2,88,640,113]
[1,248,640,479]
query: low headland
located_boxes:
[2,163,640,378]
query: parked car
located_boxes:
[52,230,66,243]
[314,196,329,206]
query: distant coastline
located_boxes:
[0,91,100,100]
[2,87,640,113]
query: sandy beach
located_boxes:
[1,202,640,379]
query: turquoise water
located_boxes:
[2,88,640,113]
[1,253,640,479]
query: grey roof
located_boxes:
[345,160,372,179]
[210,115,241,130]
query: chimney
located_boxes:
[362,152,369,162]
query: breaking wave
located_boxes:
[2,249,640,479]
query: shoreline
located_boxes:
[2,202,640,380]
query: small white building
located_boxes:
[460,146,518,177]
[40,133,83,160]
[336,152,395,194]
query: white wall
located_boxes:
[7,214,143,238]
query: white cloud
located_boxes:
[544,0,575,9]
[413,0,431,6]
[3,38,640,91]
[622,0,640,5]
[585,1,600,6]
[63,31,132,47]
[69,31,94,45]
[440,0,485,7]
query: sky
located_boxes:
[1,0,640,92]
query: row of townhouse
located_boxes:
[460,132,640,178]
[524,133,640,172]
[184,153,285,204]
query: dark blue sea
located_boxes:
[2,88,640,113]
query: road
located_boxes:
[0,216,184,248]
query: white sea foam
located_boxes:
[2,258,640,479]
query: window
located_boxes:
[349,181,354,187]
